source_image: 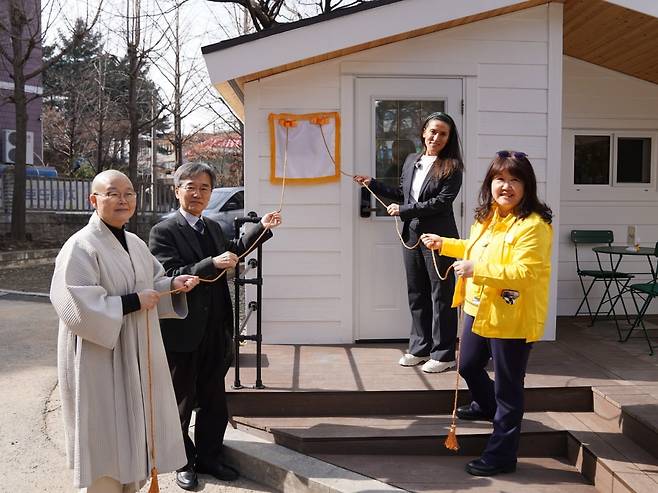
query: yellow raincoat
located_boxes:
[441,209,552,342]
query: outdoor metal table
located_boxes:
[592,245,658,281]
[591,245,658,334]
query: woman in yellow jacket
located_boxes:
[421,151,552,477]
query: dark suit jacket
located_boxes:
[368,152,462,240]
[149,212,273,355]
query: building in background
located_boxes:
[0,0,44,168]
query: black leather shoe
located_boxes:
[196,461,240,482]
[175,468,198,490]
[465,458,516,476]
[456,404,493,421]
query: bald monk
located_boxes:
[50,170,200,493]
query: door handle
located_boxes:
[360,187,374,217]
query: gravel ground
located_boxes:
[0,296,273,493]
[0,263,56,293]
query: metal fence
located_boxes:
[135,179,177,213]
[25,176,93,211]
[10,175,177,213]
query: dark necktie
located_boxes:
[194,218,205,235]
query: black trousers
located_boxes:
[165,318,228,468]
[402,227,457,361]
[459,314,532,466]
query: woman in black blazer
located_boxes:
[355,112,463,373]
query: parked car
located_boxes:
[160,186,244,239]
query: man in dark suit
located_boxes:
[149,162,281,491]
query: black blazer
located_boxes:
[149,212,273,354]
[368,152,462,240]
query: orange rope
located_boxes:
[316,122,420,250]
[142,119,292,491]
[145,312,160,493]
[190,121,289,286]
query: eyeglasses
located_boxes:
[496,150,528,160]
[179,185,212,194]
[93,191,137,201]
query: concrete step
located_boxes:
[0,248,58,268]
[222,427,405,493]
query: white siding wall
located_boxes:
[245,4,561,343]
[558,57,658,316]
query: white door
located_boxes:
[355,77,464,340]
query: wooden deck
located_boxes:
[224,316,658,492]
[226,316,658,395]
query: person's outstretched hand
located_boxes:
[172,275,200,293]
[420,233,443,251]
[353,175,372,186]
[453,260,475,278]
[262,211,282,228]
[213,251,238,270]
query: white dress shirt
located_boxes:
[410,155,436,201]
[179,208,202,228]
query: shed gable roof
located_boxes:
[202,0,658,120]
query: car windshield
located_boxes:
[205,190,229,211]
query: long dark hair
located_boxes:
[420,112,464,179]
[474,152,552,224]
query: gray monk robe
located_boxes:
[50,213,187,488]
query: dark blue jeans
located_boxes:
[459,314,532,466]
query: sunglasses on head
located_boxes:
[496,150,528,159]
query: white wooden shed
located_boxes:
[202,0,658,344]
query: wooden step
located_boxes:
[314,454,598,493]
[233,412,567,457]
[227,386,592,417]
[233,410,658,492]
[556,411,658,493]
[592,384,658,459]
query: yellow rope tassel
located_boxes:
[444,423,459,451]
[147,467,159,493]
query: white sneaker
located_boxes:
[398,353,428,366]
[422,359,456,373]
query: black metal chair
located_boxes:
[623,242,658,355]
[570,230,634,338]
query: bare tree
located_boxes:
[153,0,211,168]
[206,0,373,30]
[117,0,173,218]
[306,0,371,13]
[0,0,101,240]
[206,0,285,31]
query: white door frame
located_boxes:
[351,76,465,341]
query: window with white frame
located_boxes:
[572,131,656,188]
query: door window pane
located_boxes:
[574,135,611,185]
[617,137,651,184]
[373,100,444,216]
